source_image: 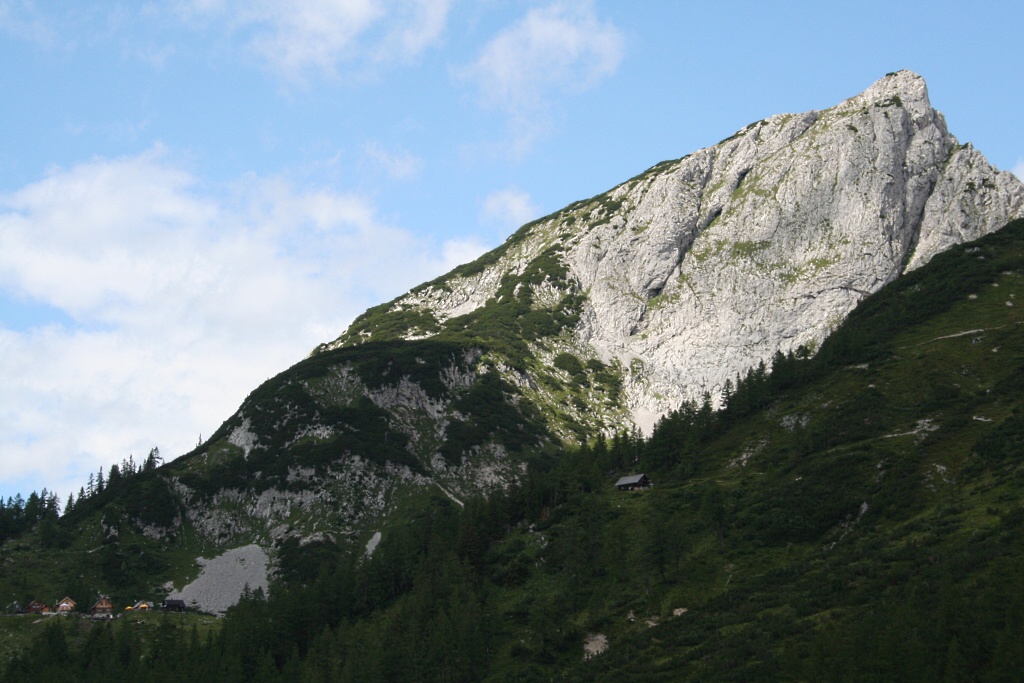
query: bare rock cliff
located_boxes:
[331,71,1024,432]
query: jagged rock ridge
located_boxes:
[332,71,1023,431]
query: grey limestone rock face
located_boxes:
[335,71,1024,433]
[567,71,1023,430]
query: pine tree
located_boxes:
[108,463,122,487]
[145,447,162,471]
[45,491,59,517]
[24,492,41,523]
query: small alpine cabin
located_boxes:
[92,597,114,616]
[162,599,187,613]
[615,474,650,491]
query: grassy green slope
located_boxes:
[538,218,1024,680]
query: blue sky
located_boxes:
[2,0,1023,502]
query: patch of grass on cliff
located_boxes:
[332,301,442,346]
[438,247,584,368]
[690,237,727,264]
[438,369,548,463]
[729,239,771,260]
[874,94,904,108]
[553,352,586,381]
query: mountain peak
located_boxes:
[155,73,1023,565]
[866,69,927,100]
[832,70,934,123]
[349,71,1023,432]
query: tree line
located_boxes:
[1,448,162,549]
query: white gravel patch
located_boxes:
[166,544,269,615]
[364,531,382,558]
[583,633,608,660]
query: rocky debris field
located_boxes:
[165,544,269,615]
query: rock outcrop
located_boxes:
[336,71,1023,431]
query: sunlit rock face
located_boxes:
[375,71,1023,431]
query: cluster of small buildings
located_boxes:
[20,596,187,618]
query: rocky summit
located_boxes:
[333,70,1023,432]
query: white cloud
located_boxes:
[372,0,449,63]
[1013,159,1024,182]
[173,0,450,80]
[440,237,489,269]
[0,147,474,500]
[132,42,176,69]
[480,188,539,231]
[363,141,423,179]
[456,1,624,125]
[0,0,58,46]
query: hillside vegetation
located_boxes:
[4,218,1024,681]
